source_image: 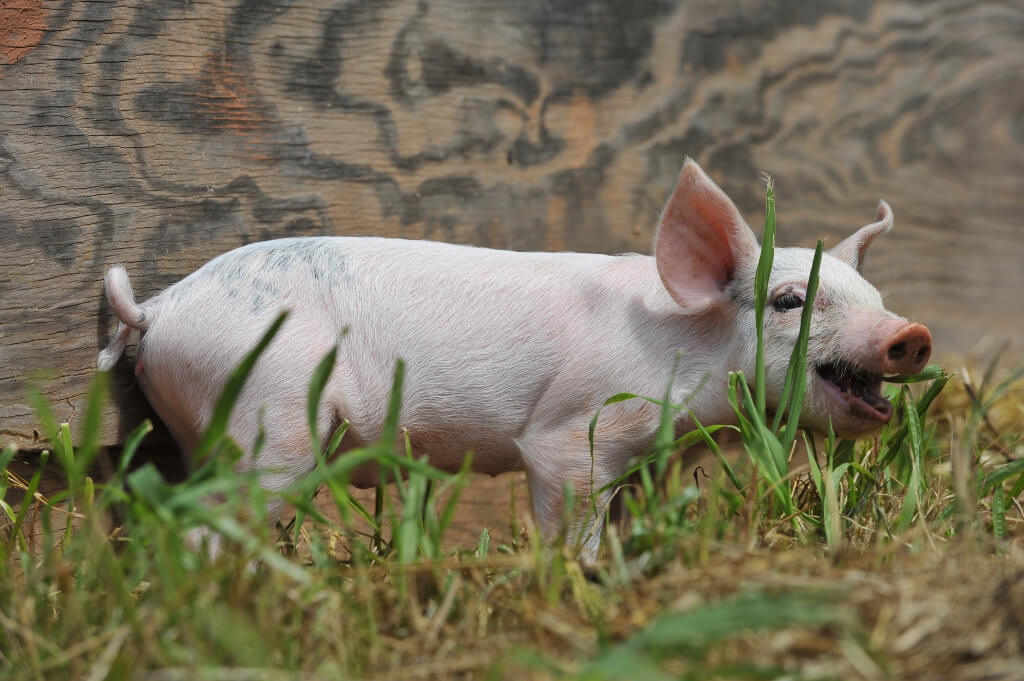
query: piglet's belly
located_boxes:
[339,422,525,488]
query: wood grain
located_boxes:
[2,0,1022,449]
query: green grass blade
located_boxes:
[878,370,951,470]
[0,445,15,497]
[27,386,61,450]
[325,420,349,458]
[284,493,332,527]
[57,423,77,546]
[736,374,784,481]
[1008,471,1024,499]
[980,459,1024,495]
[589,393,644,468]
[475,528,491,558]
[283,444,451,504]
[433,452,474,549]
[0,445,18,559]
[295,346,344,546]
[805,432,824,497]
[381,359,406,445]
[396,466,428,565]
[992,484,1007,540]
[74,371,109,488]
[202,514,310,584]
[778,240,824,452]
[578,648,676,681]
[306,345,338,463]
[12,451,50,553]
[753,180,777,418]
[895,387,924,533]
[57,422,76,490]
[727,373,756,441]
[599,425,728,493]
[882,365,945,384]
[588,391,697,460]
[980,365,1024,414]
[635,591,842,650]
[578,589,845,679]
[692,415,743,492]
[117,420,151,478]
[281,448,382,499]
[654,354,680,478]
[733,373,794,516]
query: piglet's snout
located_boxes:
[878,321,932,375]
[844,312,933,376]
[885,322,931,371]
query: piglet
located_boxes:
[98,159,930,559]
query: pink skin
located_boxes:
[98,158,932,561]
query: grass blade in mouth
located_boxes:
[881,365,945,383]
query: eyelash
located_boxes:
[773,292,804,312]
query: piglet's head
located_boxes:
[655,158,931,437]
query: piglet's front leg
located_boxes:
[518,420,647,562]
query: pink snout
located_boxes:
[865,320,932,376]
[844,312,933,376]
[882,322,932,375]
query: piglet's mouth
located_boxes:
[816,361,894,423]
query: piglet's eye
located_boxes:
[773,292,804,312]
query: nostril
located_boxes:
[915,345,930,364]
[888,342,907,361]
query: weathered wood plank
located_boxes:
[2,0,1022,449]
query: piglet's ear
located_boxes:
[830,200,893,273]
[655,158,759,313]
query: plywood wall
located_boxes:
[2,0,1022,449]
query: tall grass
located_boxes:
[1,182,1022,680]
